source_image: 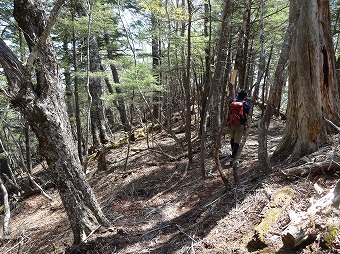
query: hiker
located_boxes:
[227,89,250,161]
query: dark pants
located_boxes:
[230,124,244,158]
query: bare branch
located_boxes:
[324,117,340,132]
[26,0,66,72]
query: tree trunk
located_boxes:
[151,14,162,122]
[89,36,109,147]
[210,0,233,135]
[248,187,295,250]
[182,0,193,163]
[274,160,340,176]
[233,0,252,90]
[198,0,212,177]
[0,177,10,237]
[72,15,83,164]
[0,0,110,244]
[209,0,232,184]
[273,0,340,162]
[103,31,130,132]
[63,37,75,136]
[24,122,33,176]
[239,0,252,91]
[252,0,265,101]
[199,0,212,136]
[258,0,298,172]
[72,0,108,147]
[0,138,16,185]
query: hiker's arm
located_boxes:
[244,102,250,115]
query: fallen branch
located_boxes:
[149,147,179,161]
[274,160,340,177]
[281,183,340,248]
[26,173,53,201]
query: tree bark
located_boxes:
[24,122,33,176]
[274,160,340,176]
[273,0,340,162]
[0,0,110,244]
[199,0,212,136]
[71,14,83,164]
[281,183,340,247]
[248,187,295,250]
[72,0,109,147]
[103,30,130,132]
[185,0,193,163]
[233,0,252,90]
[63,37,75,136]
[199,0,212,178]
[258,0,298,172]
[252,0,265,101]
[210,0,233,134]
[89,35,109,147]
[0,177,10,237]
[151,13,162,122]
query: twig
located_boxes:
[176,224,197,243]
[3,232,33,254]
[111,214,124,223]
[149,146,178,161]
[191,239,196,254]
[83,225,101,242]
[138,89,184,151]
[26,173,53,201]
[145,163,189,205]
[324,117,340,132]
[203,192,228,208]
[139,224,171,236]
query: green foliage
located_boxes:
[56,2,118,38]
[330,0,340,58]
[2,0,339,178]
[139,0,187,22]
[103,60,162,106]
[122,63,158,91]
[324,224,339,248]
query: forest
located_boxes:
[0,0,339,253]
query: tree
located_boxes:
[209,0,233,185]
[258,0,298,172]
[74,0,109,148]
[232,0,252,91]
[88,35,109,146]
[0,0,110,244]
[272,0,340,161]
[184,0,193,163]
[103,29,131,133]
[151,12,162,121]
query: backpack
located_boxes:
[228,99,245,125]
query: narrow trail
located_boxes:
[0,117,339,254]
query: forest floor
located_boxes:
[0,116,339,254]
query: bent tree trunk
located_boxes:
[258,0,298,172]
[0,0,110,244]
[273,0,340,162]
